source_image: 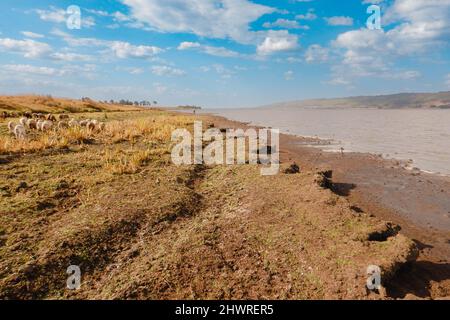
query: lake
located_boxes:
[205,107,450,176]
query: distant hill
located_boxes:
[262,91,450,109]
[0,95,144,113]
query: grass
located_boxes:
[0,97,418,300]
[0,95,143,113]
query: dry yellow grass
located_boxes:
[0,95,143,113]
[0,112,194,155]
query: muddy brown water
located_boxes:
[206,107,450,176]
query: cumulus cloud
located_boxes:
[178,41,240,58]
[151,65,186,76]
[177,42,201,50]
[50,52,93,62]
[256,30,299,56]
[52,29,163,60]
[305,44,329,63]
[325,16,354,26]
[35,7,96,28]
[111,41,162,59]
[263,19,309,30]
[329,0,450,84]
[0,64,97,79]
[0,38,51,58]
[296,9,317,21]
[1,64,62,76]
[21,31,45,39]
[122,0,275,45]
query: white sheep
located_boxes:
[68,119,79,127]
[14,124,26,140]
[27,119,37,130]
[8,121,16,133]
[87,121,96,131]
[19,117,28,127]
[41,120,53,132]
[36,120,44,131]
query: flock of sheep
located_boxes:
[6,113,106,140]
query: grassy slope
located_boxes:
[0,97,418,299]
[264,91,450,109]
[0,95,143,113]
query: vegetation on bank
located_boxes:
[0,97,418,299]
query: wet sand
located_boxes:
[202,113,450,298]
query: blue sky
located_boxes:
[0,0,449,108]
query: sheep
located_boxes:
[57,121,69,130]
[27,119,37,130]
[91,119,99,126]
[8,121,16,133]
[59,114,70,120]
[87,121,96,131]
[68,119,79,127]
[46,114,57,122]
[36,120,44,131]
[79,120,89,127]
[41,120,53,132]
[23,112,32,119]
[14,124,26,140]
[19,117,28,127]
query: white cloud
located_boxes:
[21,31,45,39]
[296,9,317,21]
[111,41,162,59]
[305,44,329,63]
[178,41,240,58]
[329,0,450,85]
[1,64,61,76]
[52,29,163,60]
[50,52,93,62]
[36,7,66,23]
[35,7,96,28]
[257,30,299,56]
[122,0,275,45]
[263,19,309,30]
[325,16,354,26]
[177,42,201,50]
[0,38,51,58]
[200,64,238,79]
[327,77,351,86]
[116,66,144,75]
[151,65,186,76]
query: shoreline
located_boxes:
[199,112,450,298]
[199,109,450,178]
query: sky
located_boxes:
[0,0,449,108]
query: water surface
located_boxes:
[205,107,450,175]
